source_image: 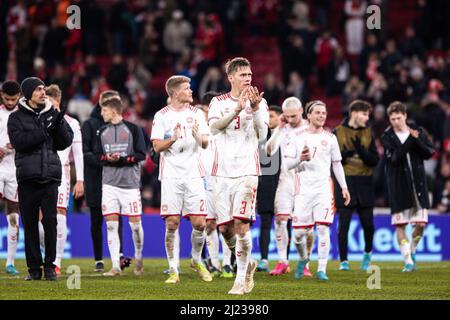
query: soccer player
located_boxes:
[381,101,434,272]
[0,80,21,275]
[43,85,84,275]
[264,96,313,277]
[99,97,146,276]
[151,75,212,284]
[208,57,269,294]
[198,91,234,278]
[285,100,350,281]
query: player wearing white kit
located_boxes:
[208,57,269,294]
[0,81,21,275]
[99,98,147,277]
[44,85,84,275]
[151,75,212,284]
[198,92,234,278]
[285,100,350,281]
[264,97,314,276]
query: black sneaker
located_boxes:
[94,261,105,272]
[44,268,57,281]
[120,256,132,270]
[25,269,42,281]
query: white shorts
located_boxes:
[292,191,336,228]
[392,208,428,225]
[160,178,206,219]
[102,184,142,217]
[57,164,71,209]
[206,176,217,221]
[274,175,296,217]
[0,170,18,202]
[214,176,258,226]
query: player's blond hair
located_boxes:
[225,57,251,75]
[101,97,123,114]
[99,90,121,107]
[282,97,302,112]
[45,84,62,99]
[305,100,326,114]
[165,75,190,97]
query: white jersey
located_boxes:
[278,121,309,181]
[0,104,18,172]
[57,115,84,181]
[285,128,342,195]
[208,92,269,178]
[151,105,209,180]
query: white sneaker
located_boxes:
[228,280,245,295]
[244,259,257,293]
[103,267,122,276]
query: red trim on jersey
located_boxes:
[228,93,238,102]
[206,218,217,221]
[103,213,120,217]
[184,214,208,218]
[233,216,251,222]
[254,149,261,175]
[275,213,291,216]
[160,106,170,114]
[293,224,315,229]
[217,219,234,226]
[330,178,336,213]
[212,148,218,176]
[315,222,332,226]
[57,206,67,210]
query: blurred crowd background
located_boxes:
[1,0,450,213]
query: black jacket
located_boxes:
[7,98,73,183]
[381,125,435,213]
[81,103,105,207]
[257,129,281,214]
[333,118,379,208]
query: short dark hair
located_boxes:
[387,101,407,116]
[101,97,123,114]
[225,57,251,75]
[269,105,282,114]
[201,91,220,106]
[1,80,21,96]
[349,99,372,113]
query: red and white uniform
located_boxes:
[273,121,308,217]
[151,105,209,218]
[285,129,342,228]
[208,92,269,225]
[56,115,84,209]
[0,104,18,202]
[203,136,218,221]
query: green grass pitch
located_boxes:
[1,259,449,300]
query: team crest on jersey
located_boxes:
[187,117,193,124]
[321,140,328,146]
[245,107,252,114]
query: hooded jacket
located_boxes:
[7,98,74,183]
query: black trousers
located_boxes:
[259,214,273,260]
[338,206,375,262]
[18,181,58,271]
[89,206,123,261]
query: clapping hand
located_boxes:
[247,86,264,111]
[409,128,420,139]
[300,144,311,161]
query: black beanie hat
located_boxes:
[20,77,45,100]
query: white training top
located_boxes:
[57,115,84,181]
[208,92,269,178]
[0,104,18,172]
[151,104,209,180]
[284,128,342,194]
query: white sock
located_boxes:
[174,228,180,268]
[6,213,19,266]
[38,221,45,250]
[106,221,121,270]
[317,225,330,273]
[275,220,289,264]
[235,231,252,283]
[165,228,178,273]
[307,228,314,268]
[206,228,220,269]
[191,228,206,264]
[293,228,308,260]
[129,221,144,260]
[223,234,236,256]
[54,214,67,268]
[221,235,232,266]
[400,239,413,264]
